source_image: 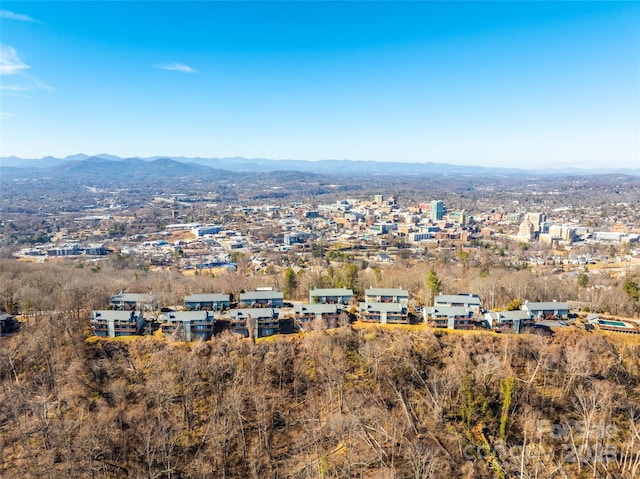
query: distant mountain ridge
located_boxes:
[1,153,638,176]
[54,156,214,177]
[1,156,233,184]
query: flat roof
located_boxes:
[365,288,409,297]
[184,293,230,302]
[523,302,569,310]
[360,302,405,312]
[486,310,532,321]
[162,311,212,321]
[425,306,473,316]
[240,291,284,300]
[230,308,279,319]
[310,288,354,296]
[435,294,482,306]
[109,293,154,302]
[91,310,142,320]
[294,304,339,314]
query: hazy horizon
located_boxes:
[1,1,639,169]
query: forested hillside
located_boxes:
[2,310,640,478]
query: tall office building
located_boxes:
[526,212,545,233]
[430,200,445,221]
[518,218,535,242]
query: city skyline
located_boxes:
[1,1,639,169]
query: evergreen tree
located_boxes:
[283,266,298,300]
[427,267,442,305]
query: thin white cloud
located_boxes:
[0,10,37,22]
[0,44,30,75]
[156,62,196,73]
[23,72,54,91]
[0,85,29,91]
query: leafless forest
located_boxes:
[1,259,640,478]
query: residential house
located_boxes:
[229,308,280,338]
[484,310,533,333]
[239,290,284,308]
[374,253,394,263]
[522,301,569,319]
[358,287,410,324]
[309,288,354,305]
[359,302,409,324]
[184,293,230,311]
[109,292,156,311]
[364,288,409,307]
[90,310,145,337]
[161,311,214,342]
[434,294,483,314]
[293,303,341,330]
[423,306,478,330]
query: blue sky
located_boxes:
[1,1,639,169]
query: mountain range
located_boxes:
[1,153,638,176]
